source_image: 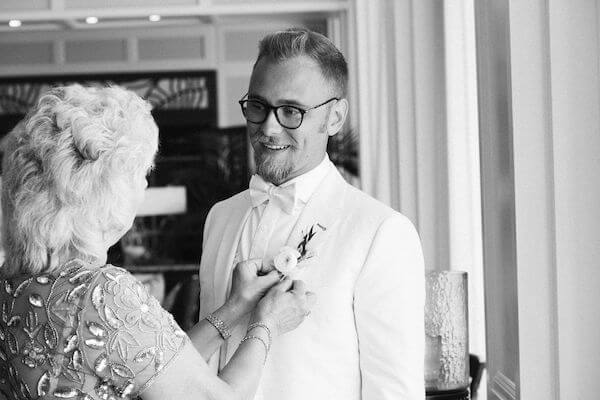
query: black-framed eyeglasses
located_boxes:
[238,94,339,129]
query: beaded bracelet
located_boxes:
[206,313,231,340]
[241,335,269,364]
[247,322,272,351]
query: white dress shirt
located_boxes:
[235,154,333,266]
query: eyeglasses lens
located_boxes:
[244,100,266,123]
[242,100,302,129]
[276,106,302,129]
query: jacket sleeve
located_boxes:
[353,215,425,400]
[198,204,222,372]
[198,203,217,320]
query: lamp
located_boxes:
[121,186,187,264]
[136,186,187,217]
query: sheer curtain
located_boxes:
[353,0,449,273]
[351,0,486,374]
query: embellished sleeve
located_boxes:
[79,266,188,397]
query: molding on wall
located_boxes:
[547,1,600,398]
[0,25,217,77]
[474,1,521,399]
[510,1,560,399]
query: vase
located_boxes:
[425,270,469,393]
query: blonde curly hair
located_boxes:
[1,84,158,277]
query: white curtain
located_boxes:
[351,0,486,369]
[354,0,395,207]
[353,0,448,271]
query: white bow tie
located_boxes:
[249,175,297,214]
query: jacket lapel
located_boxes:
[219,168,348,365]
[285,167,348,265]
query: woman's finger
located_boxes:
[291,280,306,294]
[256,270,280,287]
[273,277,293,292]
[243,258,262,273]
[258,259,276,275]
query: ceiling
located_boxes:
[0,0,346,33]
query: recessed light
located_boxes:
[8,20,22,28]
[149,15,161,22]
[85,16,98,24]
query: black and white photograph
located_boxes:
[0,1,597,399]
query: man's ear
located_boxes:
[326,98,349,137]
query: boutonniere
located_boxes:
[270,223,326,278]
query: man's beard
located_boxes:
[254,150,294,185]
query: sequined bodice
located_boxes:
[0,260,187,400]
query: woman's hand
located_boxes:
[253,279,315,337]
[228,259,280,317]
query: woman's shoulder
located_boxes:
[77,261,188,396]
[0,259,181,399]
[0,259,189,397]
[55,259,127,285]
[78,259,188,352]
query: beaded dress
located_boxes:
[0,259,187,399]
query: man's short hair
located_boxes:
[1,84,158,277]
[254,28,348,97]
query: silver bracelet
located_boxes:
[206,313,231,340]
[240,335,269,364]
[247,322,272,351]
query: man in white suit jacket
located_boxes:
[199,28,425,400]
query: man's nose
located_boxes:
[261,109,284,136]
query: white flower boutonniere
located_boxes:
[273,246,301,275]
[270,223,326,278]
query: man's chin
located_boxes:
[256,158,292,185]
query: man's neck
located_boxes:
[263,155,329,186]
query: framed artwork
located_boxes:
[0,71,216,117]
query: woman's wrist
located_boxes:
[226,292,255,319]
[241,321,272,364]
[214,298,246,328]
[247,322,272,350]
[249,313,277,338]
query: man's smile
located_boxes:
[261,143,291,151]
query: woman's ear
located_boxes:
[327,98,349,137]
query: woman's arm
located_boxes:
[218,280,314,398]
[187,299,245,360]
[140,329,268,400]
[142,279,313,400]
[187,260,279,360]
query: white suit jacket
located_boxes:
[199,166,425,400]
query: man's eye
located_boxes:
[280,106,301,117]
[247,101,266,112]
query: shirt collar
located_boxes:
[280,153,333,204]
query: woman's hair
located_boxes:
[254,28,348,97]
[1,84,158,277]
